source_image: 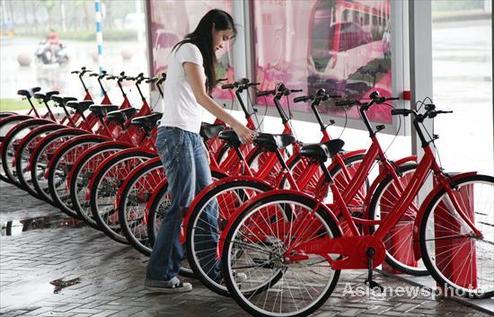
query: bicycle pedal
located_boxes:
[364,279,384,293]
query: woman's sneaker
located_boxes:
[144,276,192,293]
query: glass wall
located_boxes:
[148,0,234,100]
[252,0,393,123]
[431,0,493,174]
[0,0,148,109]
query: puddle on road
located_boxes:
[1,214,84,236]
[50,277,81,294]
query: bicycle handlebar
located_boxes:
[71,67,91,76]
[335,99,360,107]
[256,83,302,98]
[293,95,311,103]
[221,78,259,90]
[293,89,341,104]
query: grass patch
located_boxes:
[0,99,31,111]
[15,30,138,42]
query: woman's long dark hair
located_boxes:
[173,9,236,94]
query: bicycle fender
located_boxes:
[45,134,109,179]
[145,178,168,219]
[340,149,366,159]
[0,118,53,154]
[115,156,162,207]
[28,128,87,171]
[14,124,64,168]
[86,147,156,191]
[180,175,273,244]
[66,140,129,186]
[363,155,418,218]
[411,171,478,259]
[217,189,341,257]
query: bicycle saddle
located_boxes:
[33,91,59,103]
[66,101,94,113]
[17,87,40,98]
[218,129,241,147]
[107,108,138,125]
[201,123,225,140]
[51,96,78,105]
[89,104,119,116]
[255,133,296,152]
[131,113,162,132]
[300,139,345,162]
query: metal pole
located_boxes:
[95,0,104,73]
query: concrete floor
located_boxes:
[1,181,492,317]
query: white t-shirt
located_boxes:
[159,42,205,133]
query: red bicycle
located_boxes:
[220,98,493,317]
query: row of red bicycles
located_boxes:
[1,68,492,317]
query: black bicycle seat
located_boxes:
[200,123,225,140]
[131,113,163,132]
[89,104,119,116]
[107,108,138,124]
[255,133,296,152]
[66,101,94,113]
[218,129,241,147]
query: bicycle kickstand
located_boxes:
[364,248,384,292]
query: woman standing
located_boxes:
[145,9,255,293]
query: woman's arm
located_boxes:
[183,62,255,143]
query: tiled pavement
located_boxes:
[1,182,492,317]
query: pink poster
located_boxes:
[254,0,392,123]
[149,0,234,99]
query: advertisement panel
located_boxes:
[149,0,234,99]
[254,0,392,123]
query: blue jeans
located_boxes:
[146,126,219,281]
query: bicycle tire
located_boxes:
[90,149,155,243]
[222,192,341,317]
[420,174,494,298]
[147,170,227,278]
[367,163,428,276]
[118,158,163,255]
[187,179,273,296]
[69,142,128,228]
[48,136,108,218]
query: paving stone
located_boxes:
[1,182,492,317]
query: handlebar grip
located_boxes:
[387,97,400,101]
[256,90,274,97]
[290,89,303,93]
[293,96,311,103]
[71,71,79,74]
[221,83,235,89]
[335,100,358,107]
[391,109,411,116]
[89,73,98,77]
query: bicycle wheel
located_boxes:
[0,115,33,183]
[48,136,106,218]
[1,119,51,186]
[15,124,64,198]
[30,128,88,204]
[69,143,128,229]
[222,192,341,317]
[147,170,226,278]
[118,158,164,255]
[90,150,154,243]
[187,179,273,296]
[367,163,428,276]
[420,174,494,298]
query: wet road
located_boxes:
[1,181,493,316]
